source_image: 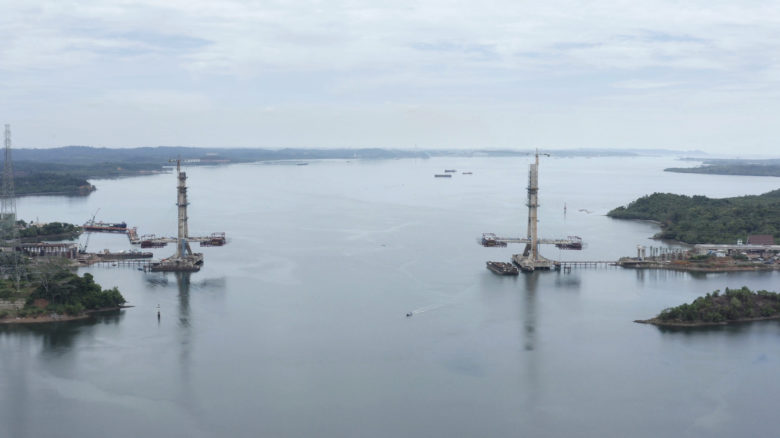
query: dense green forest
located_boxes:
[608,189,780,243]
[666,159,780,177]
[18,221,81,239]
[14,172,95,196]
[0,258,125,318]
[652,287,780,324]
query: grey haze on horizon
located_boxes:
[1,1,778,154]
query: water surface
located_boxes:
[2,156,779,437]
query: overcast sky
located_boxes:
[1,1,778,153]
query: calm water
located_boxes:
[2,156,779,438]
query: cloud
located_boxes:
[0,1,779,152]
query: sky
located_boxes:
[0,0,779,154]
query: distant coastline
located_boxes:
[665,158,780,177]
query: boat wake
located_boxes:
[407,303,449,316]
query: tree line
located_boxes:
[608,189,780,244]
[656,287,780,323]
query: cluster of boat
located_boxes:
[434,169,473,178]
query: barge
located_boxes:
[149,253,204,272]
[83,221,128,233]
[486,261,519,276]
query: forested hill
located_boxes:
[607,189,780,244]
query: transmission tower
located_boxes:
[1,124,20,287]
[1,124,16,227]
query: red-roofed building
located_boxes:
[747,234,775,246]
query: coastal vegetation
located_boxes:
[607,189,780,244]
[14,171,95,196]
[17,220,81,240]
[0,257,125,321]
[638,287,780,326]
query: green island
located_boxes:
[636,287,780,327]
[666,158,780,177]
[607,189,780,244]
[0,256,126,324]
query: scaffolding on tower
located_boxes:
[149,159,205,272]
[479,150,583,272]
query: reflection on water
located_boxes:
[177,272,191,328]
[522,273,539,352]
[0,312,123,438]
[0,311,124,353]
[554,270,581,289]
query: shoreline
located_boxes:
[618,260,779,272]
[0,305,131,325]
[635,315,780,328]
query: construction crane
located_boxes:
[79,208,99,254]
[479,150,583,272]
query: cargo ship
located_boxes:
[83,221,128,232]
[486,261,519,275]
[434,174,452,178]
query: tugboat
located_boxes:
[481,233,507,247]
[486,261,519,276]
[555,236,583,250]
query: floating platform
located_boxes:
[149,253,204,272]
[512,254,559,272]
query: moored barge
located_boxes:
[83,221,128,233]
[486,261,519,275]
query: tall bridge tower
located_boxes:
[479,150,583,272]
[150,159,204,272]
[522,151,544,262]
[174,159,193,259]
